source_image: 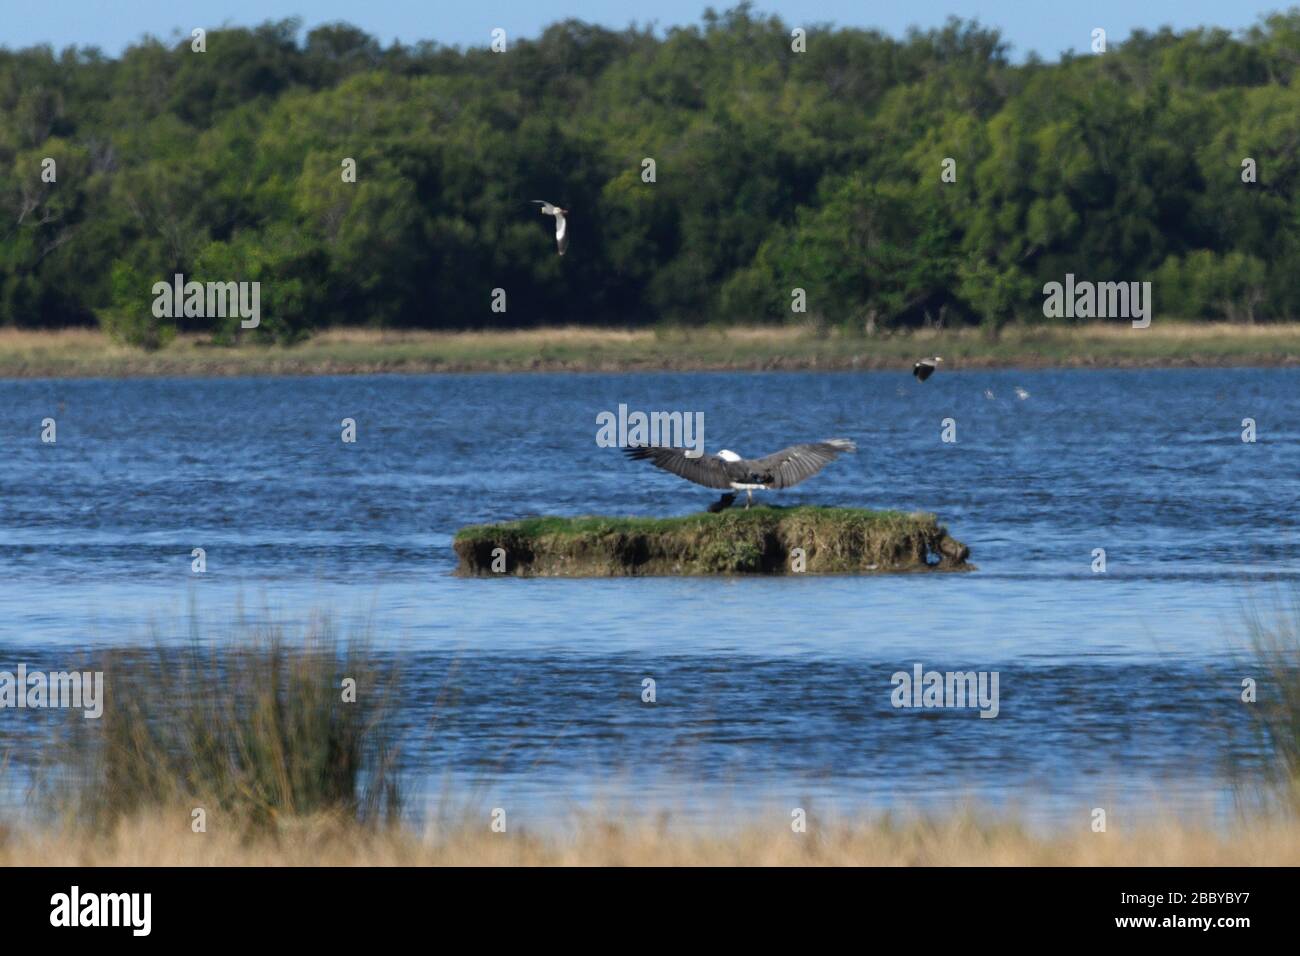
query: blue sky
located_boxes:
[7,1,1293,59]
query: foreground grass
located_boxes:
[1243,591,1300,812]
[44,622,401,831]
[454,506,971,575]
[3,322,1300,378]
[4,811,1299,865]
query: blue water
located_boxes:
[1,368,1296,825]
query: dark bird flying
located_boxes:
[913,356,943,382]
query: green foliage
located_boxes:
[102,260,175,350]
[1154,250,1268,321]
[195,225,326,344]
[3,8,1300,342]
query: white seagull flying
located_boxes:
[531,200,569,255]
[625,439,856,510]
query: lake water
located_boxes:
[1,368,1297,827]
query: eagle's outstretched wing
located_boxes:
[746,439,856,489]
[623,446,734,489]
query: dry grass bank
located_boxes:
[2,322,1299,378]
[4,810,1298,866]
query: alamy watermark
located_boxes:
[50,886,150,936]
[151,273,260,328]
[1042,274,1151,328]
[596,403,705,457]
[0,664,103,718]
[890,663,999,718]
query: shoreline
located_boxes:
[2,322,1299,378]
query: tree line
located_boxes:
[3,4,1300,345]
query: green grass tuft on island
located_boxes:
[453,506,972,577]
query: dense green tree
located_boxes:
[3,6,1300,338]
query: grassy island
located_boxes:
[453,506,972,577]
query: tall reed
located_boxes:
[1241,591,1300,811]
[53,620,401,832]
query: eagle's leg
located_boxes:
[745,489,753,509]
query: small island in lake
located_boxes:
[454,506,972,577]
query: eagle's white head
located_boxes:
[717,450,742,462]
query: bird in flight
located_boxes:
[912,356,943,382]
[625,439,856,510]
[531,200,568,255]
